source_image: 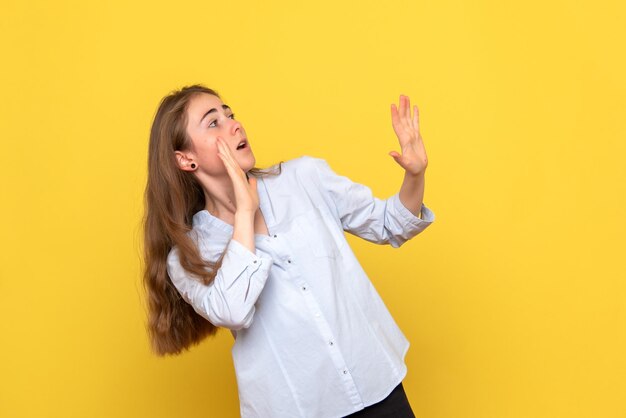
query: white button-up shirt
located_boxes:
[166,156,435,418]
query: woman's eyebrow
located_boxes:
[199,104,231,125]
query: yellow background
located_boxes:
[1,0,625,417]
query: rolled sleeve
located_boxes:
[387,192,436,248]
[308,156,435,247]
[166,239,273,330]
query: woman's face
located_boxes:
[181,93,256,176]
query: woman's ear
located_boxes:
[174,150,197,172]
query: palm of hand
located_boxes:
[389,95,428,176]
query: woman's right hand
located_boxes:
[216,137,259,214]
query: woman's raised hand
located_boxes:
[216,137,259,214]
[389,95,428,176]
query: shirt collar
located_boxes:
[192,209,234,235]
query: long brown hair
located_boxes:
[143,84,280,356]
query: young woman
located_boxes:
[143,84,435,418]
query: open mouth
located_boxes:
[236,139,248,150]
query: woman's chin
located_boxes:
[241,153,256,170]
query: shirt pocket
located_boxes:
[292,206,341,259]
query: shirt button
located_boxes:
[343,370,348,375]
[329,341,334,346]
[253,260,257,264]
[287,259,292,263]
[273,234,277,238]
[302,286,307,291]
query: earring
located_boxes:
[191,163,196,169]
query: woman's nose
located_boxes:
[230,120,243,136]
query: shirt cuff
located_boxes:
[390,192,435,226]
[226,238,273,267]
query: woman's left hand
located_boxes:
[389,94,428,176]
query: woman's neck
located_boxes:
[200,176,238,221]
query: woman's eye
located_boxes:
[208,114,235,128]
